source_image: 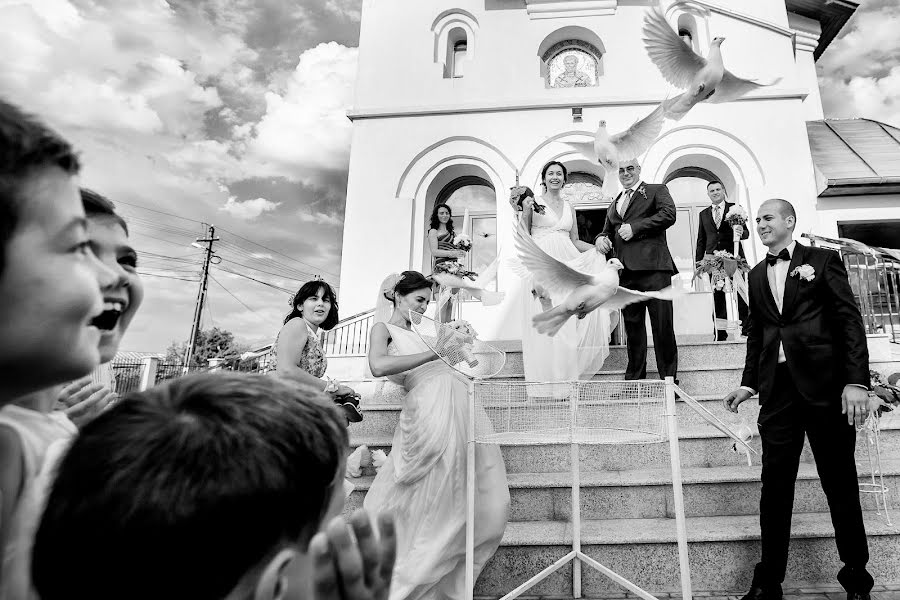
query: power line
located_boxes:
[114,199,207,224]
[210,274,265,319]
[218,267,295,294]
[217,227,340,278]
[137,272,200,282]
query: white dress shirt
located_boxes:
[617,181,643,217]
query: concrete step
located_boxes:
[350,413,900,475]
[473,511,899,596]
[352,394,761,439]
[345,460,900,522]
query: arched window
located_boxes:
[436,177,497,292]
[538,27,605,89]
[452,40,467,78]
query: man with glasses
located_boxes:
[695,180,750,340]
[595,158,678,381]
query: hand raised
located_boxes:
[57,377,117,427]
[723,388,752,413]
[311,511,396,600]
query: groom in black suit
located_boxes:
[723,199,875,600]
[695,180,749,340]
[595,158,678,380]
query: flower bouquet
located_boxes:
[871,370,900,415]
[433,259,478,280]
[435,319,480,368]
[453,232,473,252]
[695,250,751,291]
[725,204,749,228]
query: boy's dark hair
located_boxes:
[81,188,128,235]
[0,98,80,275]
[32,372,348,600]
[284,280,340,330]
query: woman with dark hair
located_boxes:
[427,203,466,322]
[513,160,614,382]
[272,280,361,421]
[365,271,509,600]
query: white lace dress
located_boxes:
[363,324,509,600]
[520,198,613,381]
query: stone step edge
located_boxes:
[358,392,738,410]
[345,458,900,491]
[488,340,748,351]
[498,511,898,546]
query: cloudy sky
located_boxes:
[1,0,897,353]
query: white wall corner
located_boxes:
[525,0,617,19]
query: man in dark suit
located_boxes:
[595,158,678,380]
[723,199,875,600]
[695,180,750,340]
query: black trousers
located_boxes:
[754,363,873,593]
[713,289,749,338]
[619,270,677,380]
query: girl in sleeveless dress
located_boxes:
[365,271,509,600]
[516,161,614,382]
[273,280,362,423]
[427,203,466,322]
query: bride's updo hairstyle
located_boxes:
[384,271,432,304]
[540,160,568,190]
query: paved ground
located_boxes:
[476,584,900,600]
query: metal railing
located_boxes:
[320,310,375,357]
[804,233,900,343]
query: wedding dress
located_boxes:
[520,197,614,381]
[363,323,510,600]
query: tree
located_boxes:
[164,327,250,368]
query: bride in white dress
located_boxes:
[516,161,614,381]
[364,270,510,600]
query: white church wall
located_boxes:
[814,194,900,240]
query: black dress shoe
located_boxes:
[740,585,783,600]
[846,593,871,600]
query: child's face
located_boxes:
[0,168,116,398]
[87,217,144,363]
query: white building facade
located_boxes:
[339,0,876,340]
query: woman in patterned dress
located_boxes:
[427,203,466,322]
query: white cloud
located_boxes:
[297,210,343,227]
[246,42,358,180]
[221,196,282,219]
[323,0,362,21]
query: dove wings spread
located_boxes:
[642,7,706,90]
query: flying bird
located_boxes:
[563,101,668,196]
[513,221,681,336]
[642,7,781,118]
[433,257,506,306]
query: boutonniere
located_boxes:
[790,264,815,282]
[637,184,648,200]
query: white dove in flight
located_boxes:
[642,7,781,118]
[564,101,667,195]
[513,221,682,336]
[432,257,505,306]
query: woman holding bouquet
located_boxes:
[365,271,509,600]
[428,203,467,322]
[511,161,615,382]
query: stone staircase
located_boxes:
[332,339,900,597]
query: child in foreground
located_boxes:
[32,372,396,600]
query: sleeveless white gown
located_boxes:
[363,324,510,600]
[521,198,613,381]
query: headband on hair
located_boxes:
[382,273,405,302]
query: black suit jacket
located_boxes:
[695,201,750,263]
[597,182,678,274]
[740,243,869,407]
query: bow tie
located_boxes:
[766,248,791,266]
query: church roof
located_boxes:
[807,118,900,196]
[785,0,858,59]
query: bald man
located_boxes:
[723,199,875,600]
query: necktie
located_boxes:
[765,248,791,266]
[713,205,721,228]
[619,189,632,217]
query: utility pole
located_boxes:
[184,224,220,370]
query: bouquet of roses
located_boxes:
[871,370,900,415]
[435,319,479,368]
[453,232,473,252]
[725,205,749,228]
[433,260,478,280]
[695,250,751,291]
